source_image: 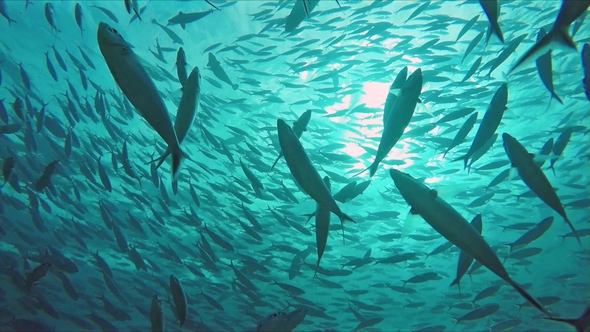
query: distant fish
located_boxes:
[508,0,590,75]
[207,53,238,90]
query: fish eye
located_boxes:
[109,28,119,35]
[272,313,279,317]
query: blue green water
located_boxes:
[0,0,589,331]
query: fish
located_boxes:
[169,275,187,327]
[508,0,590,74]
[285,0,319,32]
[357,69,422,177]
[453,84,507,170]
[277,118,355,241]
[207,53,238,90]
[542,303,590,332]
[502,133,579,243]
[389,169,550,317]
[74,3,83,36]
[150,295,165,332]
[167,9,214,30]
[0,0,17,25]
[97,22,185,182]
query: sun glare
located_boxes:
[361,82,390,108]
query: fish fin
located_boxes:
[269,153,282,171]
[170,148,185,182]
[541,317,582,331]
[509,280,551,317]
[303,212,316,225]
[401,209,419,240]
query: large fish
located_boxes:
[97,22,185,182]
[207,53,238,90]
[277,119,355,238]
[358,69,422,177]
[269,109,312,171]
[453,84,507,170]
[389,169,549,317]
[508,0,590,74]
[502,133,580,243]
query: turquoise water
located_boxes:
[0,0,589,331]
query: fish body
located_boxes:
[176,47,188,87]
[97,22,185,181]
[74,3,83,36]
[150,295,165,332]
[454,84,507,170]
[207,53,238,90]
[536,29,563,104]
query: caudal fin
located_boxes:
[269,151,283,171]
[171,148,185,182]
[509,280,550,317]
[542,317,583,332]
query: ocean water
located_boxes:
[0,0,589,331]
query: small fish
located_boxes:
[74,3,83,36]
[25,262,51,290]
[169,275,187,327]
[207,52,238,90]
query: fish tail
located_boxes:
[509,280,550,317]
[170,148,185,182]
[368,162,380,177]
[551,91,564,105]
[542,317,583,332]
[352,165,370,178]
[552,27,577,51]
[564,217,581,245]
[341,213,356,224]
